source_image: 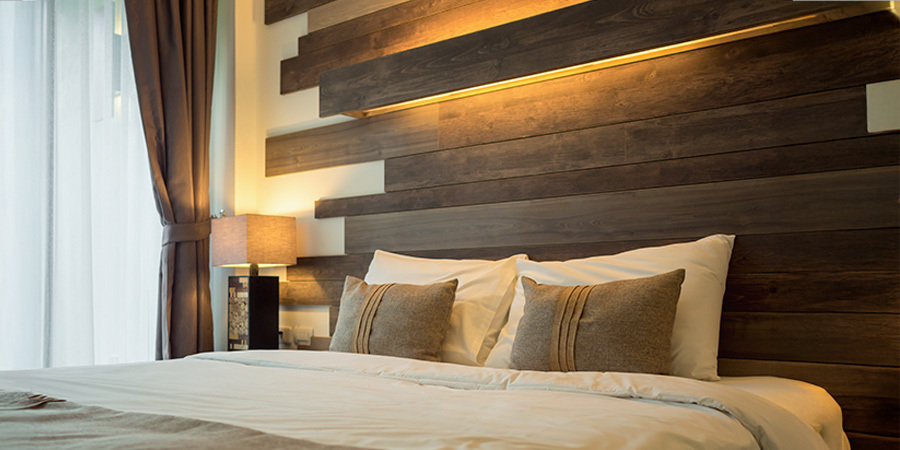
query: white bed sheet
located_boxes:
[0,351,846,450]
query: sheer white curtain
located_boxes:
[0,0,161,370]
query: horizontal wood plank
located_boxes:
[265,106,438,176]
[345,167,899,253]
[847,433,900,450]
[283,0,588,93]
[286,253,373,281]
[279,280,344,305]
[298,0,482,55]
[729,229,899,274]
[264,0,336,24]
[437,12,899,148]
[719,312,900,366]
[288,228,898,280]
[387,87,872,191]
[718,359,899,399]
[723,272,899,314]
[319,133,898,217]
[308,0,412,33]
[842,396,900,437]
[320,0,872,115]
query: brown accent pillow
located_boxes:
[509,269,685,374]
[330,276,458,362]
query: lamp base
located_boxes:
[227,276,279,351]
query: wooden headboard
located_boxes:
[268,2,899,447]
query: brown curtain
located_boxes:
[125,0,218,359]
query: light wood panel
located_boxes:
[265,106,438,176]
[282,0,589,93]
[264,0,337,24]
[322,135,898,217]
[438,12,899,148]
[345,167,898,253]
[388,86,872,191]
[318,0,860,115]
[308,0,413,33]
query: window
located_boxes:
[0,0,161,369]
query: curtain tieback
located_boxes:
[163,220,211,244]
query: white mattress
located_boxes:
[0,350,847,450]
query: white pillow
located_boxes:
[364,250,528,366]
[484,235,734,380]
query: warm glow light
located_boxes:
[350,2,894,118]
[216,263,289,268]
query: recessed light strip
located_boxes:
[349,2,894,119]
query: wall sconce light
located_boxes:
[212,214,297,350]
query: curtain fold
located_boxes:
[125,0,218,359]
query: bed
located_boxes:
[0,350,845,449]
[0,235,852,449]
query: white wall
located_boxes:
[209,0,384,349]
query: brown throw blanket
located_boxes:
[0,390,363,449]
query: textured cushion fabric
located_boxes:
[485,235,734,380]
[364,250,527,366]
[510,270,685,374]
[330,276,458,362]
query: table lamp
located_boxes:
[211,214,297,351]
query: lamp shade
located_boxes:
[211,214,297,267]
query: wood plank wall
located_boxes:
[266,1,900,447]
[279,0,591,94]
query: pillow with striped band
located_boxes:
[510,269,685,374]
[330,276,458,362]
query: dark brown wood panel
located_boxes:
[318,133,898,217]
[729,229,899,274]
[719,312,900,366]
[286,253,373,281]
[847,433,900,450]
[389,86,872,191]
[842,396,900,437]
[717,359,899,400]
[279,280,344,305]
[297,0,481,54]
[723,272,899,314]
[319,0,858,115]
[718,359,900,437]
[290,268,899,314]
[265,0,336,25]
[345,167,898,253]
[288,228,899,278]
[283,0,588,94]
[265,106,438,176]
[437,12,899,149]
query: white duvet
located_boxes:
[0,351,847,450]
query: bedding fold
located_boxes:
[0,388,362,449]
[192,351,829,450]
